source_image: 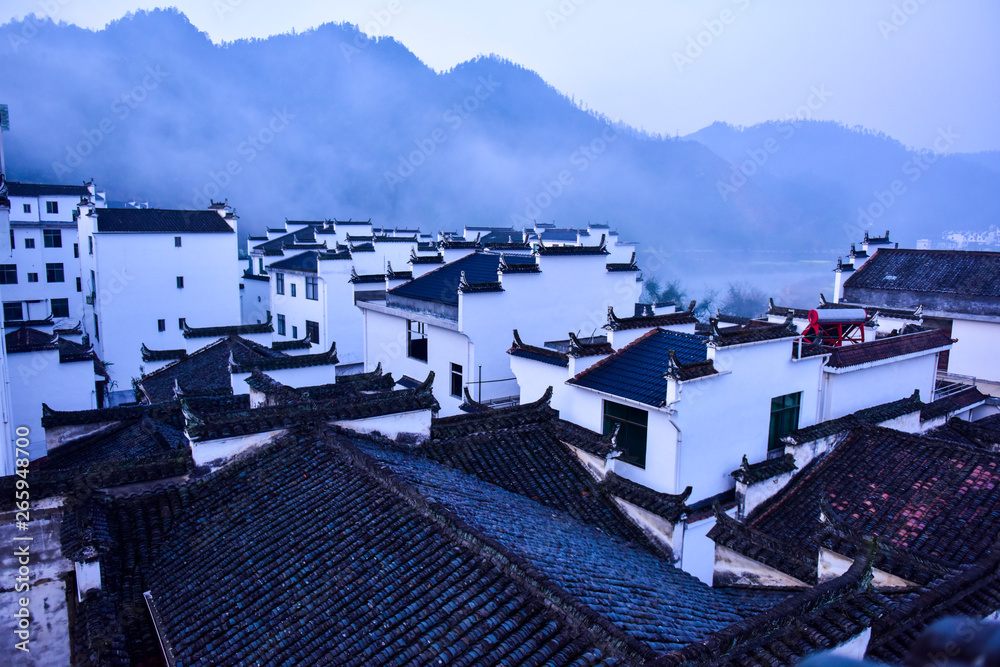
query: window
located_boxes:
[46,201,58,214]
[178,318,186,330]
[0,264,17,284]
[603,401,649,469]
[94,314,100,340]
[306,320,319,344]
[3,302,23,322]
[258,258,264,274]
[46,263,65,283]
[8,230,13,249]
[450,363,463,398]
[768,392,802,457]
[88,236,93,255]
[76,277,82,292]
[174,236,182,247]
[176,276,184,288]
[277,314,286,336]
[51,298,70,318]
[24,238,35,248]
[292,325,298,338]
[43,229,62,248]
[22,204,30,214]
[275,272,284,294]
[74,243,79,258]
[90,270,95,292]
[158,319,166,332]
[27,273,38,283]
[407,320,428,361]
[290,283,297,297]
[305,276,318,300]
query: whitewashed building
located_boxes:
[2,180,106,329]
[76,202,241,388]
[361,237,643,416]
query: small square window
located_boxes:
[43,229,62,248]
[46,263,65,283]
[178,318,186,330]
[46,201,58,214]
[158,319,166,332]
[174,236,182,247]
[3,302,23,322]
[22,204,30,214]
[51,298,70,318]
[27,273,38,283]
[24,238,35,249]
[176,276,184,288]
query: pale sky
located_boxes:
[4,0,999,151]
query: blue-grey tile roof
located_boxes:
[844,248,1000,298]
[95,208,234,233]
[389,251,535,306]
[8,181,91,197]
[365,444,745,653]
[569,329,709,407]
[269,250,318,273]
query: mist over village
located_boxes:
[1,2,999,666]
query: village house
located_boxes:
[76,201,241,391]
[360,235,643,416]
[2,180,105,329]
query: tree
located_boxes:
[718,282,769,318]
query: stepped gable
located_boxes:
[139,335,285,402]
[607,251,640,272]
[602,472,691,523]
[42,414,186,471]
[269,333,312,351]
[508,329,570,367]
[783,390,923,445]
[71,426,628,665]
[605,303,699,331]
[649,543,889,667]
[140,343,187,363]
[746,426,1000,575]
[868,544,1000,664]
[417,390,657,547]
[708,508,818,586]
[181,315,273,338]
[228,341,338,373]
[731,454,797,485]
[367,441,746,654]
[708,316,798,347]
[568,328,710,407]
[534,234,609,256]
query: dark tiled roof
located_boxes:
[708,509,819,585]
[268,250,318,273]
[58,337,98,364]
[607,252,639,272]
[229,342,338,373]
[390,251,534,306]
[241,270,269,282]
[766,299,813,320]
[385,262,412,280]
[783,390,923,445]
[140,344,187,362]
[606,304,699,331]
[8,181,91,197]
[536,235,609,256]
[825,329,952,369]
[95,208,233,233]
[603,472,691,522]
[509,332,570,367]
[140,336,285,402]
[182,315,273,338]
[42,414,187,472]
[269,334,312,351]
[81,428,624,665]
[370,443,744,654]
[708,318,799,347]
[731,454,797,484]
[844,248,1000,298]
[5,327,59,352]
[868,546,1000,664]
[927,418,1000,451]
[498,254,540,273]
[920,386,987,421]
[748,426,1000,572]
[409,247,445,264]
[348,267,386,284]
[651,545,889,667]
[569,329,709,407]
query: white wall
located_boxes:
[950,318,1000,382]
[241,275,270,325]
[7,349,99,459]
[823,352,937,420]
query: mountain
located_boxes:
[1,9,998,258]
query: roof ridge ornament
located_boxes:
[511,329,525,348]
